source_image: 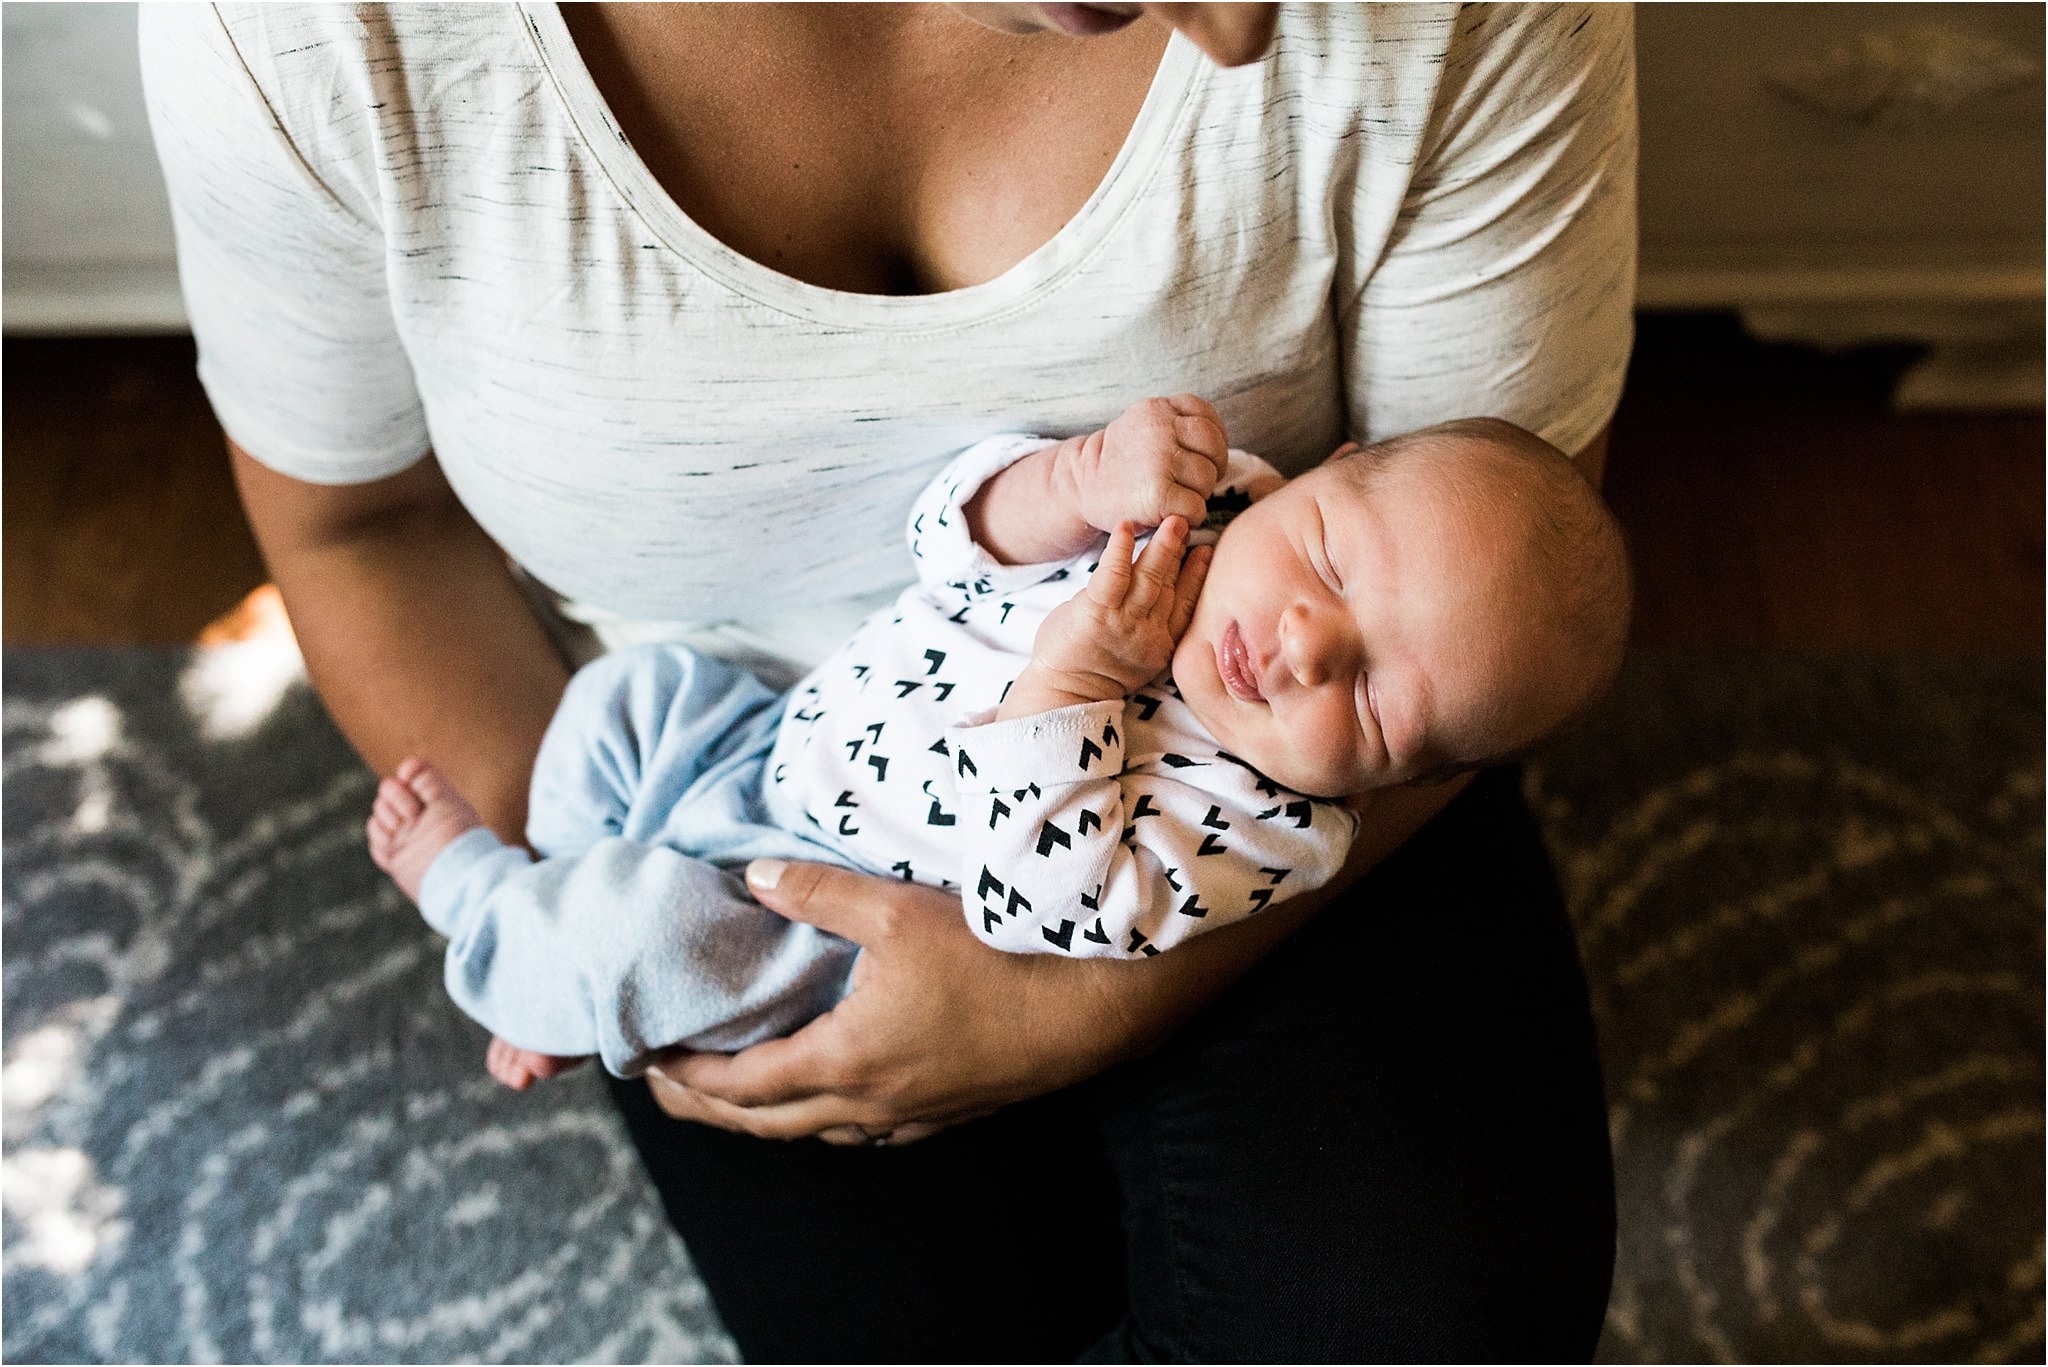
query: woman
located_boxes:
[143,3,1634,1357]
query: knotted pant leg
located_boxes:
[525,642,791,856]
[425,643,859,1071]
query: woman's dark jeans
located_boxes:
[605,765,1616,1362]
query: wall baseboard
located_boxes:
[1679,263,2046,411]
[3,263,189,335]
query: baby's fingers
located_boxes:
[1086,522,1136,606]
[1128,516,1189,613]
[1158,482,1210,532]
[1169,543,1212,640]
[1167,395,1228,481]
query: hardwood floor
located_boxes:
[4,315,2041,653]
[5,335,266,645]
[1604,315,2043,654]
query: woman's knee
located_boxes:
[1095,769,1615,1360]
[1100,1067,1611,1360]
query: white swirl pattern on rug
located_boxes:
[3,659,739,1364]
[5,649,2041,1362]
[1527,655,2044,1364]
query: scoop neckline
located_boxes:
[519,3,1203,333]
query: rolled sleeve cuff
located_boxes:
[416,826,532,938]
[948,699,1127,790]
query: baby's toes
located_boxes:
[376,775,423,823]
[487,1047,535,1091]
[365,816,406,874]
[405,760,454,806]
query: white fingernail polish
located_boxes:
[748,858,785,889]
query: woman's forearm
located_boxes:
[231,442,569,843]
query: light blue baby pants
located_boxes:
[417,644,859,1076]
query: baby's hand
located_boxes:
[1061,395,1229,537]
[1002,517,1212,716]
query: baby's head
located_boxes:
[1170,418,1631,797]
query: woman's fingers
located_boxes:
[654,1036,962,1141]
[644,1067,744,1124]
[742,856,909,944]
[656,1029,827,1107]
[658,1081,858,1140]
[646,1064,834,1134]
[816,1121,949,1148]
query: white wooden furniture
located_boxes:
[1636,3,2044,409]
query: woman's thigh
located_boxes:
[604,767,1613,1363]
[605,1073,1125,1363]
[1085,766,1615,1362]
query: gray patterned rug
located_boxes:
[4,645,2041,1363]
[1528,655,2044,1363]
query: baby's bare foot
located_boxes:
[485,1035,587,1091]
[365,757,484,905]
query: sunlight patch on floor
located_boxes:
[182,585,304,741]
[1,1145,124,1276]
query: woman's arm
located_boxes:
[646,769,1470,1142]
[146,10,564,835]
[231,440,567,842]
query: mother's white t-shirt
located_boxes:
[141,2,1635,688]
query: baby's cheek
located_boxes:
[1290,715,1362,795]
[1237,724,1315,794]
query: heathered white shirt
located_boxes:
[141,2,1635,687]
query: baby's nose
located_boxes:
[1280,605,1343,687]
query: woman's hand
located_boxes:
[646,858,1160,1145]
[647,769,1477,1145]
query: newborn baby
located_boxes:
[368,397,1631,1086]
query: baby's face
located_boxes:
[1170,455,1587,797]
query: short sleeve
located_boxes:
[140,4,430,483]
[1340,3,1637,458]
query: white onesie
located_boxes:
[765,435,1358,958]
